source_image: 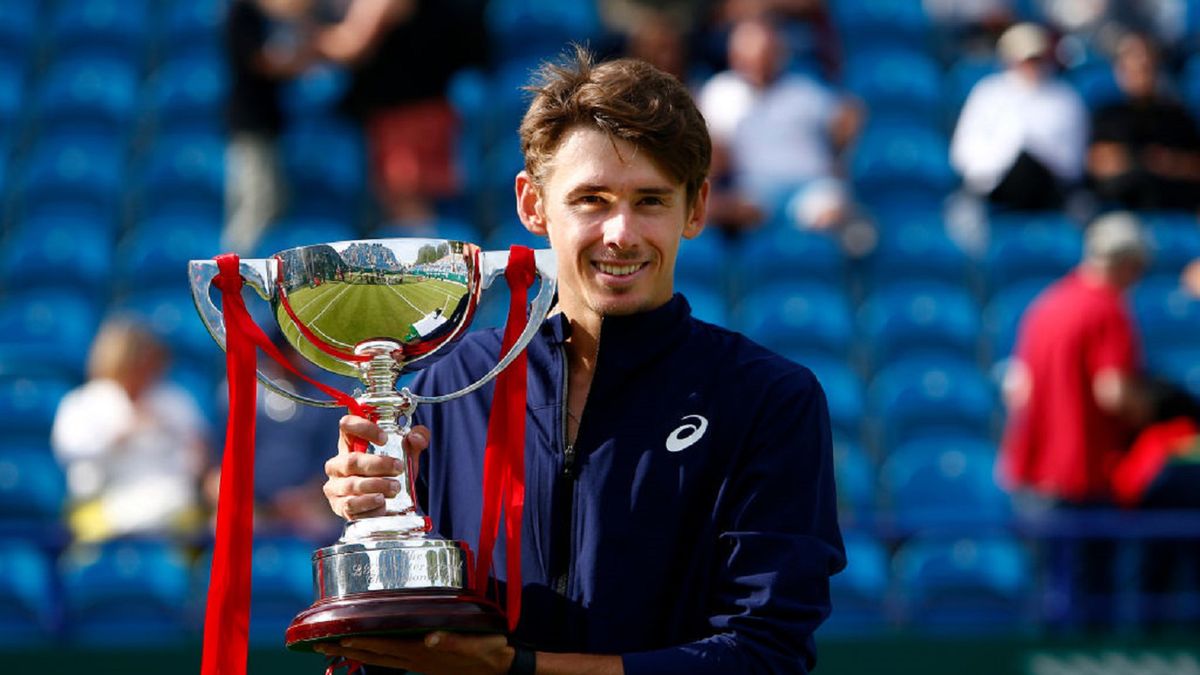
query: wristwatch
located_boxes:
[508,645,536,675]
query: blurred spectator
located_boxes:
[223,0,317,255]
[51,318,211,543]
[710,0,841,81]
[1000,212,1152,506]
[951,22,1088,211]
[999,212,1151,624]
[316,0,486,228]
[621,9,692,83]
[1087,31,1200,211]
[697,16,860,232]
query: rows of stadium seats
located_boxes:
[3,0,1200,645]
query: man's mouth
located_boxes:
[593,261,646,277]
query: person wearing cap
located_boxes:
[951,22,1089,210]
[998,211,1152,624]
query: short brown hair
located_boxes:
[519,46,711,205]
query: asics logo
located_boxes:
[666,415,708,453]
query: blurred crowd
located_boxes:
[2,0,1198,641]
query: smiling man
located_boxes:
[320,48,845,675]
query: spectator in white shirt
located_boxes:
[51,317,210,543]
[697,16,860,232]
[950,22,1088,210]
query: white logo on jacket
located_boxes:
[666,414,708,453]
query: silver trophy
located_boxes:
[189,239,556,649]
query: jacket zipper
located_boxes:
[553,343,578,598]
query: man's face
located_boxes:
[517,126,707,326]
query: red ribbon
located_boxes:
[474,246,536,632]
[202,254,369,675]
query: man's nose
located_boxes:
[602,206,637,248]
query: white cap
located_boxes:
[998,22,1050,64]
[1085,211,1150,265]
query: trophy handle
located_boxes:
[410,249,557,405]
[188,258,344,409]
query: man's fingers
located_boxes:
[325,451,402,478]
[404,425,430,456]
[336,494,387,520]
[338,414,388,452]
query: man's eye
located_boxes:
[639,197,665,206]
[576,195,604,205]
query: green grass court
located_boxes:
[276,277,468,375]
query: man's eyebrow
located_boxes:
[565,184,676,196]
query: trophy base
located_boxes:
[285,589,506,651]
[285,535,505,651]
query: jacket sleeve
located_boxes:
[621,366,846,675]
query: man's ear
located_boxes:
[682,179,710,240]
[515,171,548,236]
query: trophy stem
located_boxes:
[341,340,429,541]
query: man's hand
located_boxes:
[314,631,514,675]
[322,415,430,520]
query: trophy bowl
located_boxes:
[189,238,556,650]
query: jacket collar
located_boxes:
[542,293,694,378]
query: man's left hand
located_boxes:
[314,631,515,675]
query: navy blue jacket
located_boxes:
[410,294,845,673]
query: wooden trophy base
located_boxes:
[285,589,507,651]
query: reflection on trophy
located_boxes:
[189,239,556,651]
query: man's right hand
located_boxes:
[323,415,430,520]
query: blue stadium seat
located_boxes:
[850,122,956,210]
[116,290,217,367]
[881,437,1010,530]
[821,531,890,635]
[137,132,224,220]
[1133,277,1200,353]
[49,0,152,63]
[831,0,933,48]
[33,56,140,137]
[984,224,1081,295]
[868,355,998,450]
[0,448,67,538]
[1146,347,1200,400]
[844,48,943,124]
[676,230,729,291]
[248,537,317,644]
[19,132,126,219]
[280,119,367,220]
[983,279,1051,363]
[858,281,982,367]
[0,292,100,379]
[864,225,973,289]
[162,0,224,57]
[60,539,191,646]
[485,0,603,62]
[893,534,1033,632]
[147,54,228,136]
[735,226,846,291]
[0,539,58,646]
[737,283,856,361]
[254,216,359,259]
[0,2,41,66]
[485,220,549,253]
[2,215,115,299]
[676,282,729,328]
[1143,211,1200,278]
[832,438,874,526]
[0,60,25,133]
[116,213,222,292]
[800,356,866,443]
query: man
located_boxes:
[697,16,860,231]
[999,211,1151,625]
[951,22,1088,210]
[1087,31,1200,211]
[319,49,845,674]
